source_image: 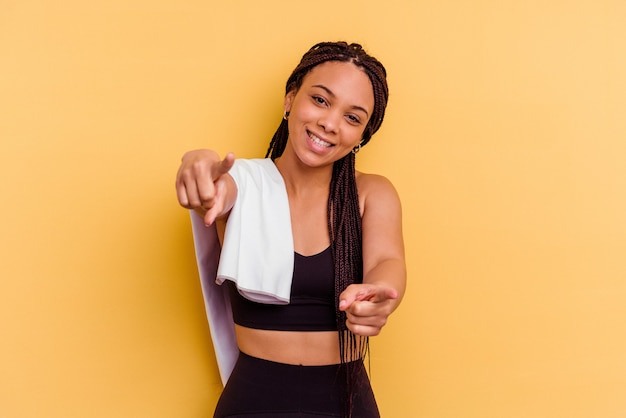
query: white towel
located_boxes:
[217,158,294,304]
[190,158,294,385]
[190,213,237,386]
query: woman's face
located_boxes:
[283,61,374,168]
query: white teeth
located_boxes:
[308,132,331,147]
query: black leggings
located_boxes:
[213,351,380,417]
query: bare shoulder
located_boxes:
[356,171,400,199]
[355,171,405,279]
[355,171,402,214]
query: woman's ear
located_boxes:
[283,90,296,114]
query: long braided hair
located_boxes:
[265,41,389,416]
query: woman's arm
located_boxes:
[339,173,406,336]
[175,150,238,225]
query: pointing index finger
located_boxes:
[351,286,398,304]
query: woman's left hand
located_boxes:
[339,284,399,336]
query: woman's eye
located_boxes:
[312,96,327,105]
[347,114,361,124]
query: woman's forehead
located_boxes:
[302,61,374,110]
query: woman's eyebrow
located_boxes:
[312,84,370,117]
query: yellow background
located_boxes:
[1,1,625,417]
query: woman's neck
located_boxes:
[274,154,333,198]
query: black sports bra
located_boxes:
[227,246,337,331]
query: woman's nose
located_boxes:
[318,110,340,133]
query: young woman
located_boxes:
[176,41,406,418]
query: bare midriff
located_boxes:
[235,326,364,366]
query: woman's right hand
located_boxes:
[175,149,236,225]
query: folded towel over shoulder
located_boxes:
[218,158,294,304]
[190,158,294,385]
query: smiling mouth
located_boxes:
[308,131,333,148]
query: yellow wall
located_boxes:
[1,1,625,417]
